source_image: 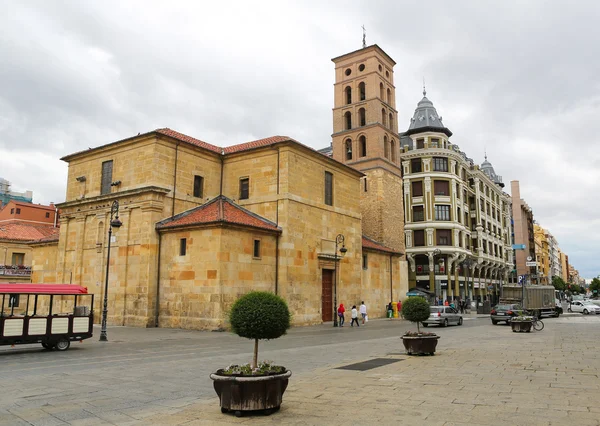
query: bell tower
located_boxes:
[331,44,405,254]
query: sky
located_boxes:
[0,1,598,279]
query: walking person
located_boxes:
[337,303,345,327]
[397,300,402,318]
[350,305,359,327]
[387,302,394,319]
[360,301,368,324]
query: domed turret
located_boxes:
[404,87,452,137]
[480,153,504,188]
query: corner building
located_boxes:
[400,90,513,303]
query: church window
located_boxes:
[358,108,366,126]
[363,177,368,192]
[324,172,333,206]
[433,157,448,172]
[101,160,113,195]
[412,181,423,197]
[384,135,389,159]
[359,82,366,101]
[193,175,204,198]
[345,68,351,76]
[179,238,187,256]
[358,64,365,72]
[416,138,425,149]
[389,113,393,130]
[363,254,368,269]
[378,64,383,72]
[345,86,352,104]
[381,109,386,126]
[391,139,396,162]
[253,239,261,259]
[344,111,352,130]
[379,82,384,99]
[345,139,352,161]
[414,230,425,247]
[385,70,390,78]
[239,177,249,200]
[435,205,451,221]
[412,205,424,222]
[387,88,391,104]
[433,180,450,196]
[411,158,422,173]
[359,136,367,157]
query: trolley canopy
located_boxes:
[0,284,89,294]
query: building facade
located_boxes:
[510,180,535,279]
[0,178,33,207]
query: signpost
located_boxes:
[512,244,526,250]
[525,261,537,267]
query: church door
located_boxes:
[321,269,334,322]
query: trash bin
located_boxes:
[476,303,483,314]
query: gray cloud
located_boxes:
[0,0,597,277]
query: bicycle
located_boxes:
[532,317,544,331]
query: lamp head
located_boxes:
[111,216,122,229]
[340,246,348,256]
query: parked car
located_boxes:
[555,299,563,315]
[568,301,600,315]
[422,306,463,327]
[490,304,525,325]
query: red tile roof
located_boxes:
[362,236,402,255]
[0,223,60,242]
[223,136,295,154]
[156,196,281,233]
[155,128,222,154]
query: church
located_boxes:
[31,44,413,329]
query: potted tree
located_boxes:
[210,291,292,417]
[510,315,534,332]
[400,296,440,355]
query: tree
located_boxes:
[589,276,600,295]
[401,296,430,333]
[551,276,566,291]
[229,291,291,369]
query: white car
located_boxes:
[568,301,600,315]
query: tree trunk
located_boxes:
[252,338,259,369]
[417,322,421,333]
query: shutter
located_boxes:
[101,161,113,195]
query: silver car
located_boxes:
[422,306,463,327]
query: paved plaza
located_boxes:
[1,314,599,425]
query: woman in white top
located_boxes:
[350,305,359,327]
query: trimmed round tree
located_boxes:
[229,291,291,369]
[401,296,430,333]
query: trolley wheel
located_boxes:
[54,338,70,351]
[41,343,53,350]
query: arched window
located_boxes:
[359,136,367,157]
[345,86,352,105]
[345,139,352,161]
[389,112,393,130]
[391,139,396,163]
[344,111,352,130]
[387,88,391,104]
[381,109,386,126]
[359,82,366,101]
[358,108,366,126]
[380,82,384,99]
[384,135,389,159]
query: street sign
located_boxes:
[527,256,532,262]
[526,261,537,267]
[512,244,526,250]
[518,275,526,285]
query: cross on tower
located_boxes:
[362,25,366,48]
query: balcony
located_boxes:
[0,265,32,277]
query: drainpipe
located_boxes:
[219,148,224,196]
[390,254,393,304]
[274,147,280,295]
[154,232,162,327]
[171,143,180,218]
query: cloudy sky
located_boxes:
[1,1,598,278]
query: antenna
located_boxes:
[362,25,366,48]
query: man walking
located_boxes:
[360,301,367,324]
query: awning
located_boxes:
[0,284,89,294]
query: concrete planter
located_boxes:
[511,320,533,333]
[401,335,440,355]
[210,370,291,417]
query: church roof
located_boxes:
[156,196,281,233]
[361,235,403,255]
[403,88,452,137]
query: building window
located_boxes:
[11,252,25,266]
[345,139,352,161]
[359,136,367,157]
[10,208,14,214]
[101,160,113,195]
[411,159,422,173]
[363,254,368,269]
[193,175,204,198]
[345,86,352,104]
[437,229,451,245]
[358,108,366,126]
[381,108,386,126]
[16,208,20,214]
[416,139,425,149]
[324,172,333,206]
[387,88,391,104]
[253,239,261,259]
[239,177,249,200]
[433,180,450,196]
[413,205,424,222]
[412,181,423,197]
[380,82,384,99]
[389,113,393,131]
[344,111,352,130]
[391,139,396,162]
[435,205,451,221]
[384,135,389,158]
[45,212,50,218]
[179,238,187,256]
[8,294,19,308]
[363,178,368,192]
[430,138,439,148]
[414,230,425,247]
[433,157,448,172]
[359,82,366,101]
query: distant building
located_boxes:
[0,178,33,207]
[510,181,535,279]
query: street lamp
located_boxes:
[432,249,441,299]
[333,234,347,327]
[99,200,122,342]
[461,257,476,301]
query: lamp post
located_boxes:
[99,200,122,342]
[333,234,347,327]
[432,249,441,300]
[461,257,476,302]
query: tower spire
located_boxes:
[423,77,426,97]
[484,149,487,161]
[362,25,366,48]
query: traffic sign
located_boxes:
[527,256,532,262]
[526,261,537,267]
[512,244,526,250]
[518,275,526,285]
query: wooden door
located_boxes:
[321,269,334,322]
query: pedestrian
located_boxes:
[434,296,439,306]
[350,305,359,327]
[444,299,449,307]
[337,303,345,327]
[360,301,367,324]
[387,302,393,319]
[397,300,402,318]
[459,299,464,314]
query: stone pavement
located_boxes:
[143,315,600,426]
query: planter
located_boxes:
[401,335,440,355]
[210,370,291,417]
[511,320,533,333]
